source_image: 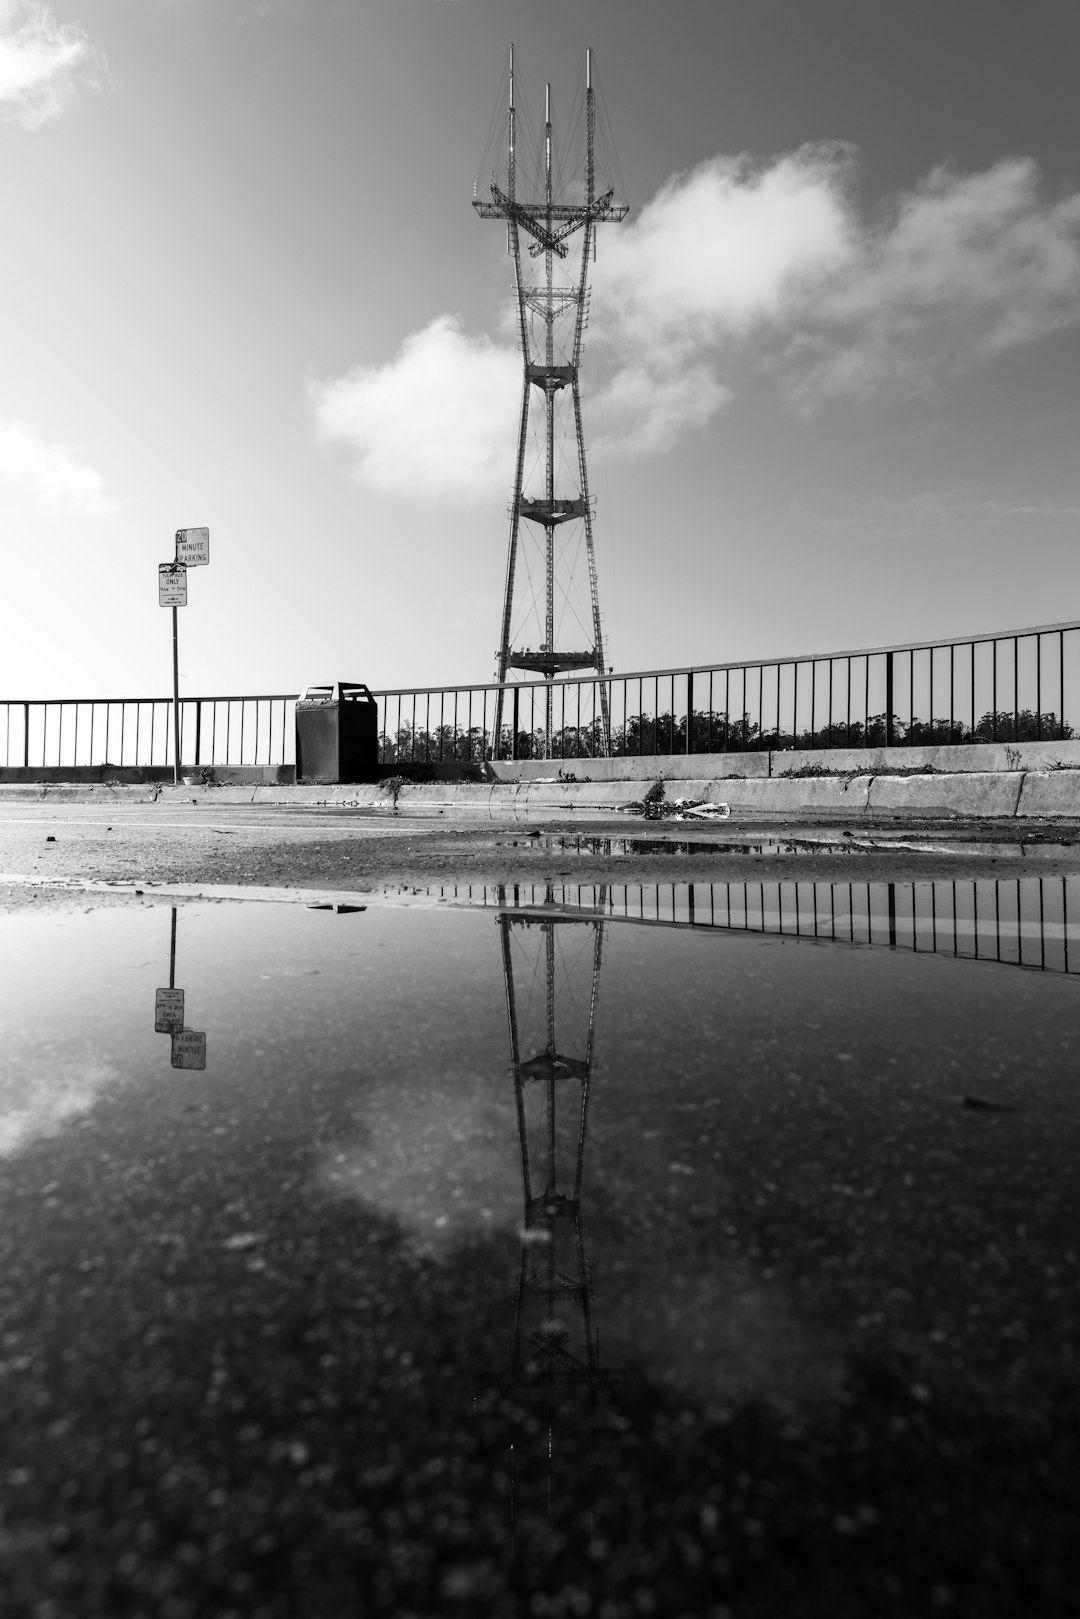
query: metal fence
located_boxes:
[0,696,296,771]
[3,621,1079,772]
[377,620,1080,764]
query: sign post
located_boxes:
[172,595,181,788]
[158,529,209,787]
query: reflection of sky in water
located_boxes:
[0,1055,119,1156]
[1,886,1077,1408]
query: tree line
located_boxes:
[378,706,1073,765]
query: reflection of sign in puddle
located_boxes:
[154,908,206,1070]
[171,1030,206,1070]
[154,987,184,1033]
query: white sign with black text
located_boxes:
[175,527,209,567]
[159,563,187,607]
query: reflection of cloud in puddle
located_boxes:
[318,1072,840,1407]
[0,1056,118,1157]
[317,1067,521,1256]
[609,1262,842,1410]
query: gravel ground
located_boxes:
[2,800,1080,907]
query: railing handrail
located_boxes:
[367,618,1080,701]
[0,693,300,705]
[5,617,1077,770]
[5,618,1080,709]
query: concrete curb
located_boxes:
[867,773,1025,818]
[1,769,1080,820]
[708,776,873,813]
[1016,771,1080,818]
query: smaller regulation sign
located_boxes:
[171,1029,207,1071]
[175,526,209,566]
[159,562,187,607]
[154,987,185,1033]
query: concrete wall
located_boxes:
[7,739,1079,790]
[3,743,1079,820]
[486,737,1080,783]
[488,753,770,782]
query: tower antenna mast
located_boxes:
[475,46,628,758]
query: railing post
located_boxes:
[23,702,29,768]
[512,687,519,761]
[194,700,202,767]
[886,653,895,747]
[685,671,693,755]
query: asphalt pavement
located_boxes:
[3,797,1080,909]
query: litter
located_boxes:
[673,800,730,820]
[619,795,731,821]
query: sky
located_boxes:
[2,0,1080,701]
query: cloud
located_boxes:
[585,143,855,453]
[313,147,1080,500]
[0,421,116,515]
[310,315,519,504]
[780,158,1080,410]
[0,0,108,129]
[598,145,855,343]
[242,0,304,17]
[595,356,732,457]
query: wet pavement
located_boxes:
[2,875,1078,1616]
[2,798,1080,907]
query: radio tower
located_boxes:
[474,47,628,758]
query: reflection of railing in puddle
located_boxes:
[436,877,1080,976]
[476,887,632,1524]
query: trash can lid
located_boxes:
[298,682,374,702]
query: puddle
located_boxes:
[552,833,837,855]
[430,873,1080,977]
[2,886,1077,1612]
[551,833,1080,858]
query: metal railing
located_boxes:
[377,619,1080,764]
[3,621,1078,773]
[0,695,296,772]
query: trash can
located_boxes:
[295,683,379,784]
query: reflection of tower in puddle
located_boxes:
[479,884,631,1522]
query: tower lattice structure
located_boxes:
[474,47,628,758]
